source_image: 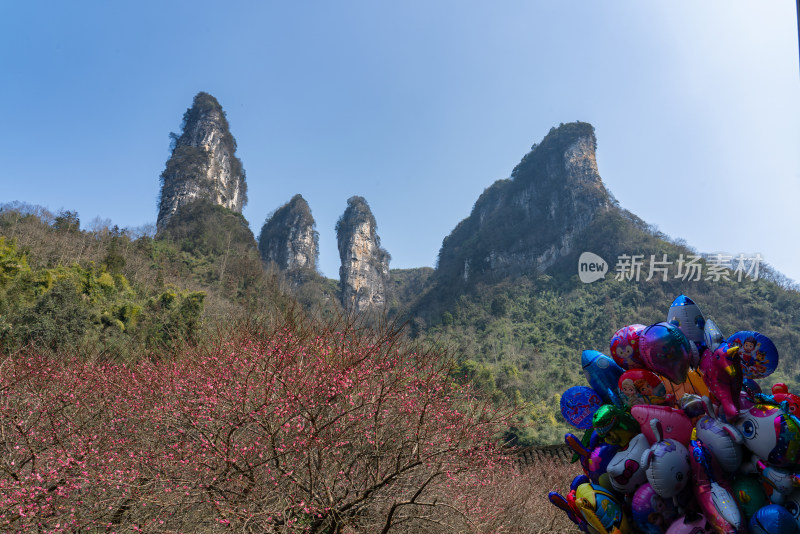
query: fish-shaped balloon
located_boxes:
[582,350,626,408]
[689,431,741,533]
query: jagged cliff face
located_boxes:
[258,195,318,273]
[157,92,247,232]
[336,196,390,313]
[437,122,611,283]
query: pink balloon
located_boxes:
[631,405,693,446]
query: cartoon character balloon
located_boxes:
[642,420,691,498]
[772,384,800,416]
[632,482,679,534]
[607,433,650,494]
[640,322,692,383]
[561,386,604,429]
[573,479,632,534]
[728,330,779,379]
[737,403,800,468]
[618,369,670,407]
[610,324,647,370]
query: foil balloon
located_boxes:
[695,401,744,473]
[548,490,588,533]
[749,504,800,534]
[689,430,742,533]
[631,405,693,446]
[607,433,650,494]
[744,456,800,505]
[574,479,632,534]
[582,350,626,408]
[631,482,679,534]
[561,386,604,429]
[610,324,647,370]
[732,475,768,522]
[593,404,639,448]
[667,369,710,403]
[703,319,725,353]
[700,343,743,421]
[642,420,691,498]
[665,513,714,534]
[772,384,800,416]
[565,432,618,486]
[783,489,800,529]
[667,295,706,346]
[728,331,779,379]
[618,369,670,407]
[737,403,800,467]
[679,394,706,419]
[640,322,692,383]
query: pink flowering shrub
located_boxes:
[0,319,531,532]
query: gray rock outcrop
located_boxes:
[436,122,611,282]
[336,196,390,313]
[157,92,247,232]
[258,194,319,274]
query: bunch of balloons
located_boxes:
[549,295,800,534]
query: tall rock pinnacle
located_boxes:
[258,194,319,274]
[336,196,390,313]
[437,121,611,283]
[157,92,247,232]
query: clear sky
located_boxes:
[3,2,799,284]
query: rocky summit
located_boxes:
[258,194,319,275]
[336,196,390,314]
[157,92,247,232]
[436,121,611,284]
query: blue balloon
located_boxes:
[727,331,779,379]
[582,350,625,407]
[749,504,799,534]
[560,386,603,429]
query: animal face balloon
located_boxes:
[640,322,692,383]
[607,433,650,494]
[610,324,647,370]
[642,421,691,498]
[736,403,800,467]
[695,415,743,473]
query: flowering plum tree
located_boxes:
[0,319,520,532]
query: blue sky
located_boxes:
[2,2,799,284]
